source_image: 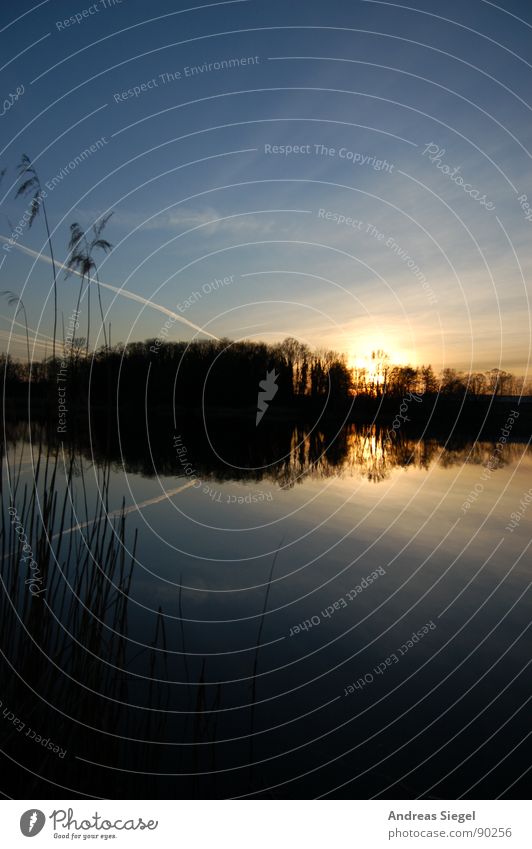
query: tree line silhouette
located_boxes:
[1,154,530,423]
[3,336,530,424]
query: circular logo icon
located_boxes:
[20,810,46,837]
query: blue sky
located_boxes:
[1,0,531,375]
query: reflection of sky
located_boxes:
[132,448,531,602]
[124,440,532,782]
[9,432,529,620]
[1,0,531,374]
[4,431,531,796]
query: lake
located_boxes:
[1,418,531,799]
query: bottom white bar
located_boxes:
[1,800,531,848]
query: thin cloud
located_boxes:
[86,207,275,236]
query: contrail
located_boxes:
[0,329,50,353]
[0,313,55,344]
[54,480,196,540]
[0,236,220,341]
[0,313,57,357]
[1,480,196,561]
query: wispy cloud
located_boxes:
[84,207,277,236]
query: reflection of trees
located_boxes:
[2,419,529,799]
[4,419,528,488]
[438,439,523,470]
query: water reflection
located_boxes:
[4,417,527,488]
[1,418,531,799]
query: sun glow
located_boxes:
[348,336,416,373]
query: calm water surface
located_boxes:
[2,421,531,798]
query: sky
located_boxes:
[1,0,531,375]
